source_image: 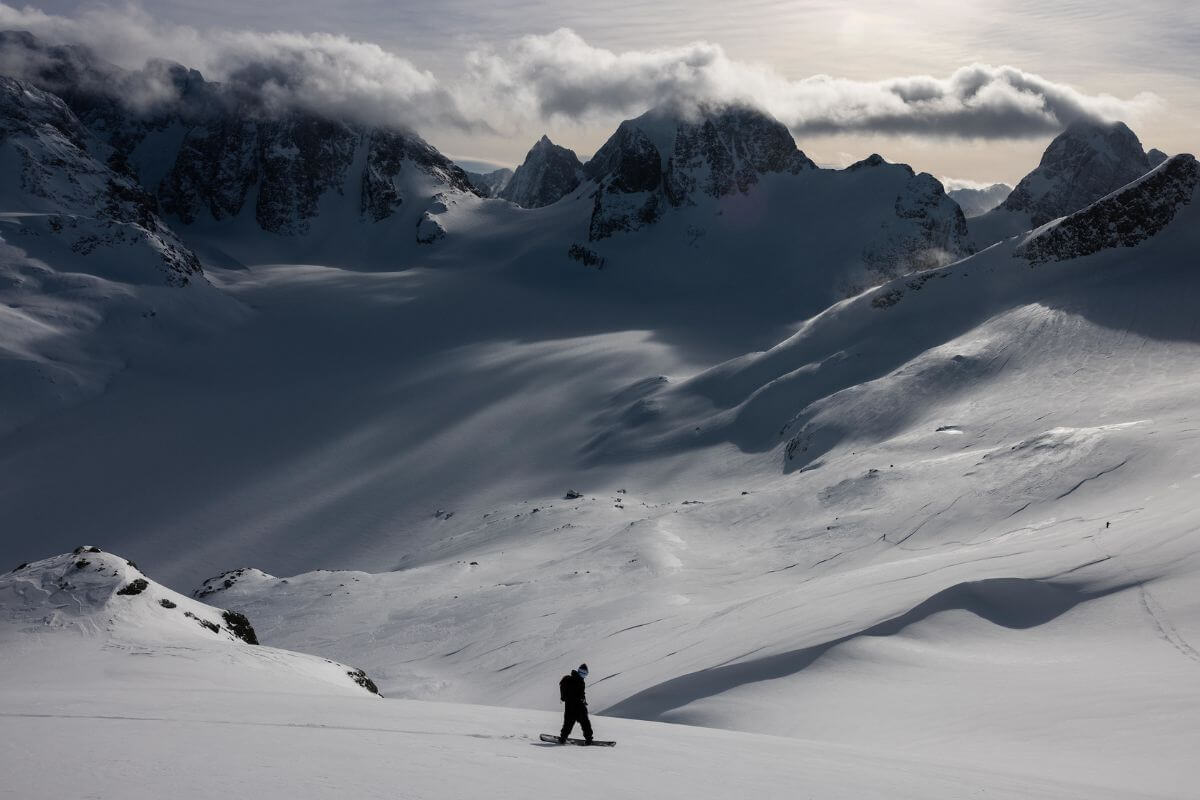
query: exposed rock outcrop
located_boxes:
[1016,154,1199,265]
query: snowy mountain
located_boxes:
[582,103,817,238]
[563,104,972,297]
[1016,153,1197,264]
[4,28,1200,798]
[0,73,243,436]
[465,166,514,197]
[970,119,1161,247]
[499,135,582,207]
[0,75,201,286]
[0,548,381,696]
[947,182,1011,217]
[0,31,481,264]
[131,133,1200,799]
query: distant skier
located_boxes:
[558,663,593,744]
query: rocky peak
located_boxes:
[0,71,88,146]
[846,153,899,172]
[1002,119,1156,227]
[2,30,479,244]
[1016,153,1198,265]
[583,103,816,240]
[0,75,202,285]
[499,134,582,208]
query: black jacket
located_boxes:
[559,670,587,706]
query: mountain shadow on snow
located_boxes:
[603,577,1134,722]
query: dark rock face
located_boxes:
[1002,120,1157,227]
[116,578,149,596]
[585,122,663,191]
[158,114,477,235]
[347,668,381,695]
[664,107,815,203]
[500,135,582,208]
[583,104,816,240]
[0,75,202,285]
[2,31,480,244]
[846,153,891,172]
[184,611,220,634]
[845,158,973,288]
[221,610,260,645]
[1016,155,1198,265]
[194,568,252,599]
[159,117,260,224]
[1147,148,1168,168]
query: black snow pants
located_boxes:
[560,701,593,742]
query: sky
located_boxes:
[4,1,1198,184]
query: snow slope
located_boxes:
[3,38,1200,798]
[0,549,381,697]
[0,686,1169,800]
[4,553,1173,799]
[0,75,244,435]
[45,150,1190,794]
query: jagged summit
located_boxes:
[582,102,817,239]
[1002,119,1156,227]
[0,74,202,286]
[0,30,479,253]
[968,118,1162,247]
[845,153,906,172]
[1017,153,1199,265]
[499,134,582,208]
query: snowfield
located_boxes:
[2,687,1178,800]
[1,38,1199,797]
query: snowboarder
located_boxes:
[558,663,593,744]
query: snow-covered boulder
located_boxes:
[416,210,447,243]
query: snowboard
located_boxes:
[540,733,616,747]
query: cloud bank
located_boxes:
[463,29,1161,138]
[0,4,1161,139]
[0,3,472,129]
